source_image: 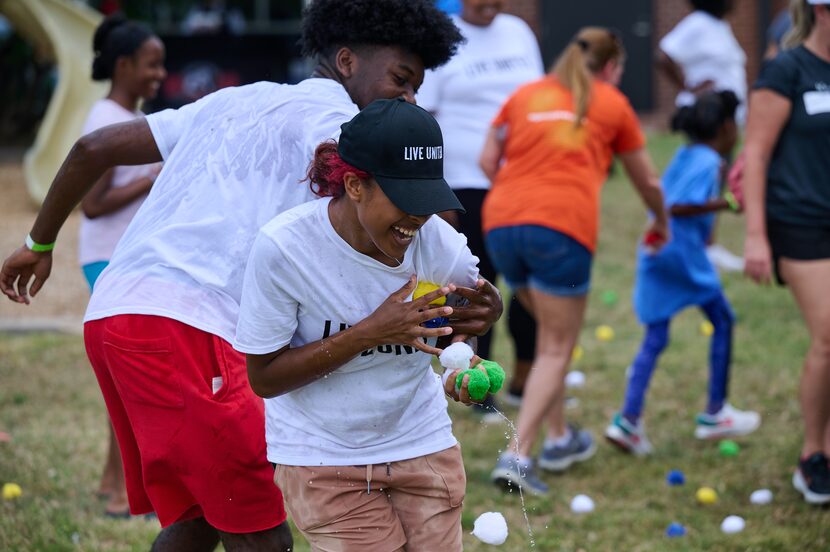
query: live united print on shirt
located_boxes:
[321,319,423,357]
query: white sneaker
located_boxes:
[605,413,653,456]
[694,403,761,440]
[706,244,745,273]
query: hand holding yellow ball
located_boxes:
[412,280,448,328]
[412,281,446,306]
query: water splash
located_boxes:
[490,407,535,547]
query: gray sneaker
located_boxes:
[491,454,549,496]
[538,425,596,472]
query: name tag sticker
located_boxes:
[803,91,830,115]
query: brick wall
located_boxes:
[501,0,780,126]
[503,0,541,35]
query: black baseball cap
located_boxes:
[338,98,465,216]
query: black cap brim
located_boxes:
[374,175,466,216]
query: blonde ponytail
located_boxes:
[783,0,815,49]
[552,27,625,127]
[553,42,592,126]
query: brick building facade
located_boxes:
[500,0,790,125]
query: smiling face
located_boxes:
[341,46,425,108]
[343,175,430,266]
[461,0,505,26]
[118,36,166,101]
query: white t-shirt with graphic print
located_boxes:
[84,79,358,343]
[234,198,480,466]
[417,13,544,190]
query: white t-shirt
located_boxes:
[234,198,480,466]
[417,14,544,190]
[78,99,160,266]
[85,79,358,343]
[659,11,747,122]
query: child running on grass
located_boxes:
[605,91,761,455]
[235,99,488,551]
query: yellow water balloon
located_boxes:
[413,280,446,306]
[2,482,22,500]
[595,325,615,342]
[696,486,718,505]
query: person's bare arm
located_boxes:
[670,199,731,217]
[656,50,714,95]
[246,278,456,395]
[81,165,159,219]
[32,119,161,242]
[655,50,686,91]
[479,126,505,183]
[742,89,791,284]
[618,147,670,245]
[1,118,160,303]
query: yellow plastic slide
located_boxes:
[0,0,107,205]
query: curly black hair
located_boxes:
[690,0,733,18]
[300,0,464,70]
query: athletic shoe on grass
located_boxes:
[491,454,548,496]
[792,452,830,505]
[538,424,596,472]
[694,403,761,440]
[605,413,653,456]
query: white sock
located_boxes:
[545,428,573,449]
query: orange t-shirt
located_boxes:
[481,76,645,252]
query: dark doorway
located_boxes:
[540,0,653,111]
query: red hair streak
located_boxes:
[306,141,370,198]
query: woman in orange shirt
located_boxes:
[482,28,669,494]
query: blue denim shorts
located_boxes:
[485,225,593,297]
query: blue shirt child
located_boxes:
[634,144,723,324]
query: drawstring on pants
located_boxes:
[366,463,392,494]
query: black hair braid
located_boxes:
[300,0,464,70]
[92,13,153,81]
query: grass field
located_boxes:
[1,134,828,551]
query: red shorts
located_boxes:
[84,314,286,532]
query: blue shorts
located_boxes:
[82,261,109,292]
[485,225,593,297]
